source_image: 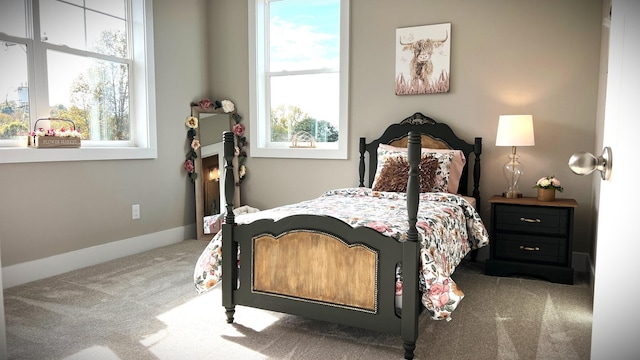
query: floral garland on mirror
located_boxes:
[184,98,247,184]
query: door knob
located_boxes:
[568,147,612,180]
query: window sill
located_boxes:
[0,146,158,164]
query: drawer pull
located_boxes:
[520,217,541,223]
[520,245,540,251]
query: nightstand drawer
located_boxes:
[494,233,567,264]
[494,205,568,236]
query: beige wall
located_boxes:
[211,0,602,255]
[0,0,603,271]
[0,0,210,267]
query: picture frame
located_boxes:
[395,22,451,95]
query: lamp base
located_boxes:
[501,149,524,200]
[502,191,523,198]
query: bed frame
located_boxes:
[221,113,482,359]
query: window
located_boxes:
[249,0,349,159]
[0,0,156,163]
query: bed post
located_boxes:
[222,131,237,324]
[472,137,482,207]
[467,137,483,262]
[402,131,420,360]
[359,137,366,187]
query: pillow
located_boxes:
[372,154,439,192]
[372,146,454,192]
[375,144,465,193]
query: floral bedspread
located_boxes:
[193,187,489,320]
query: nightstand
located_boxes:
[485,195,578,284]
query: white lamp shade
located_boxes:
[495,115,535,146]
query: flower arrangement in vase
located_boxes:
[533,175,564,201]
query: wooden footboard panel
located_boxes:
[228,214,412,335]
[253,230,378,312]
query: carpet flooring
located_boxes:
[3,240,593,359]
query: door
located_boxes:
[591,0,640,358]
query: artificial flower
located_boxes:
[29,127,82,138]
[184,159,195,173]
[222,100,235,113]
[232,123,245,137]
[191,139,201,151]
[239,164,246,178]
[533,175,564,192]
[199,98,213,109]
[186,116,198,129]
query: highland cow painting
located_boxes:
[396,23,451,95]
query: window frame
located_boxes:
[0,0,157,164]
[248,0,349,159]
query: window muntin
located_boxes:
[250,0,349,159]
[0,0,156,163]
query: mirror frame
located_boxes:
[191,104,240,240]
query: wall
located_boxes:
[209,0,602,256]
[0,0,209,271]
[0,0,603,283]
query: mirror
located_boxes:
[191,103,243,240]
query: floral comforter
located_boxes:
[193,188,489,320]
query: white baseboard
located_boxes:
[2,224,196,289]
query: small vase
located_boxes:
[537,188,556,202]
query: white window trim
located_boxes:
[0,0,157,164]
[248,0,349,159]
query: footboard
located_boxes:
[227,215,408,332]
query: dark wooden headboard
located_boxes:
[358,112,483,205]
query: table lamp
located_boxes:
[495,115,535,198]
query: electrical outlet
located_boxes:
[132,204,140,219]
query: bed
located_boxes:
[193,112,489,359]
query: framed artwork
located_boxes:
[395,22,451,95]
